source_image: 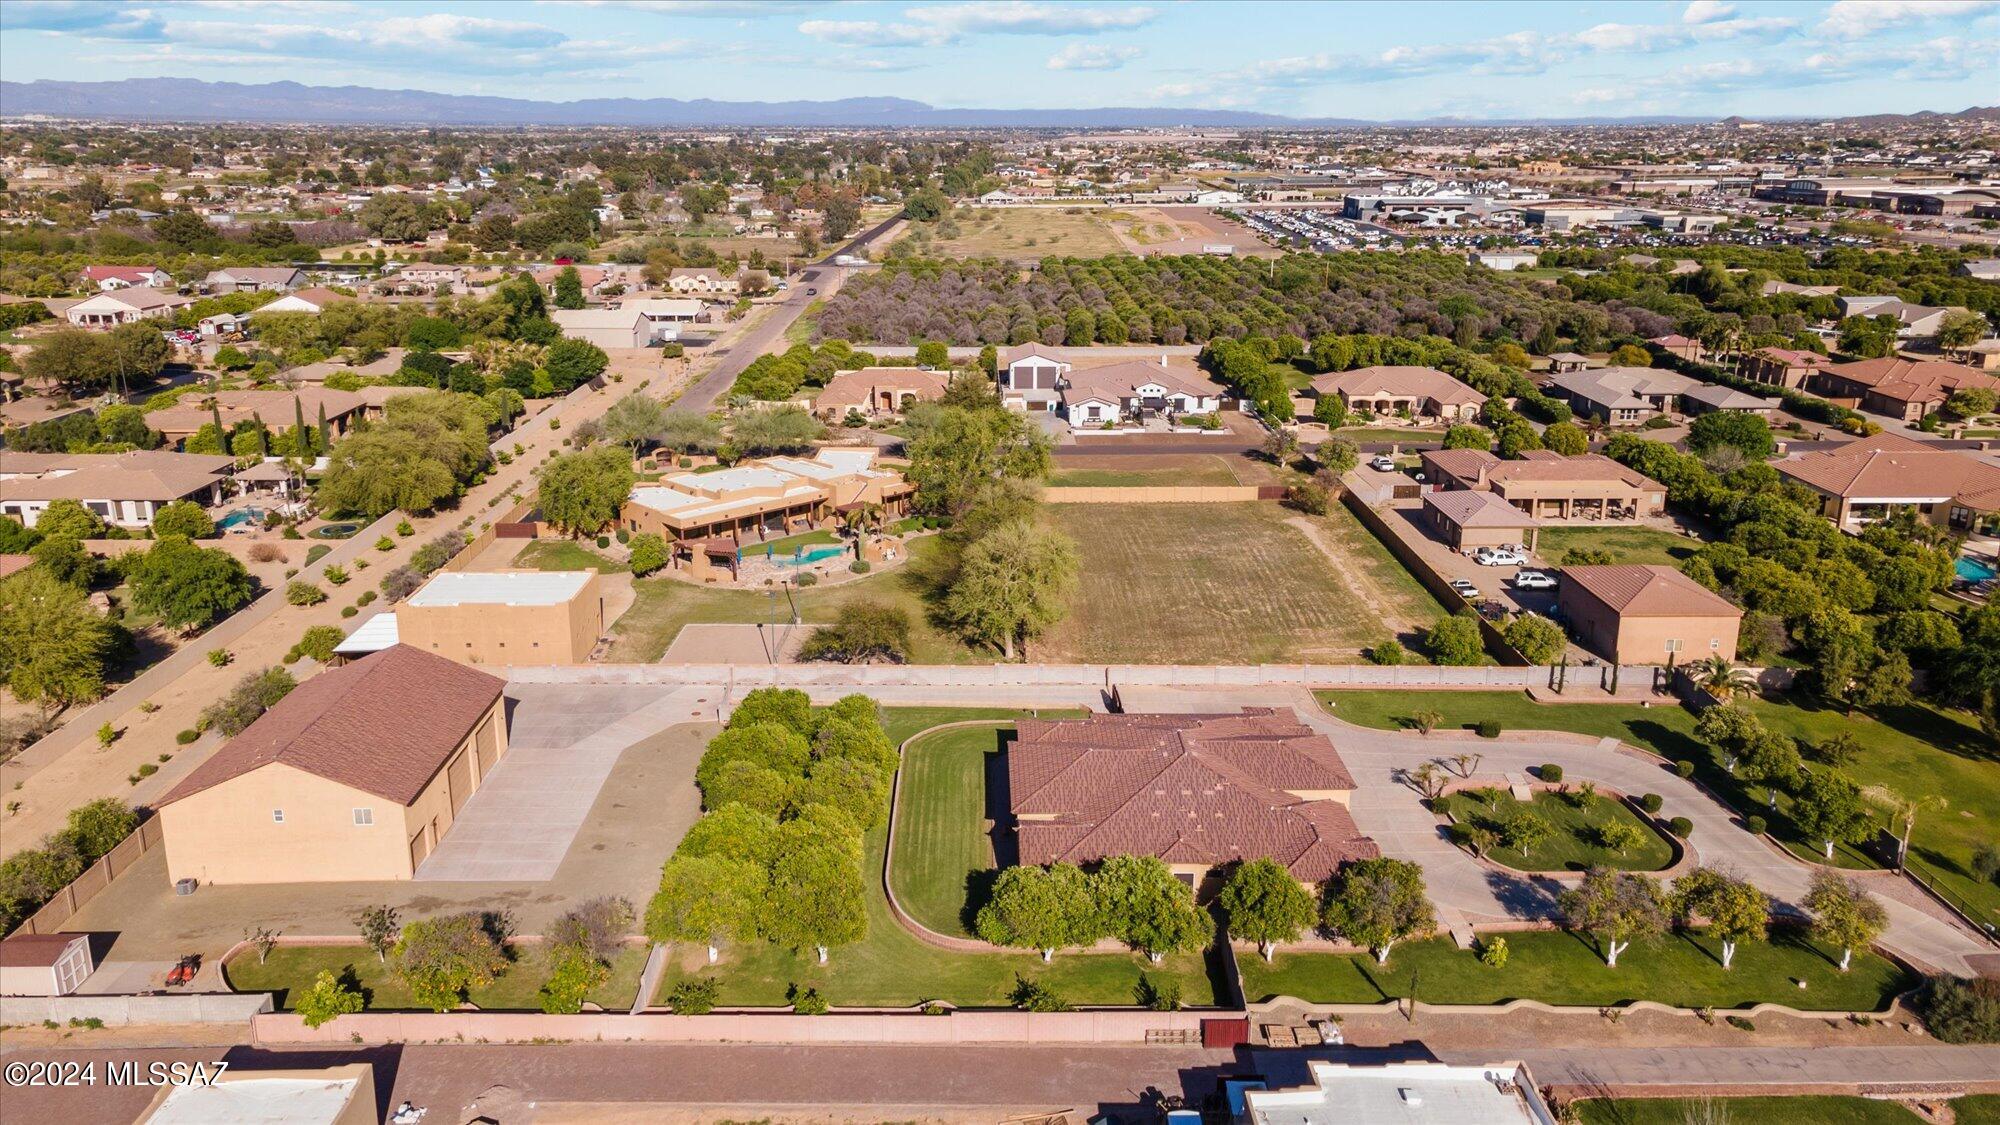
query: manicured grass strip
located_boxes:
[227,944,647,1012]
[1434,789,1674,873]
[1235,930,1914,1011]
[654,708,1223,1010]
[1318,689,2000,931]
[889,724,1006,937]
[1536,525,1701,568]
[1049,458,1242,488]
[1574,1096,1923,1125]
[512,539,632,573]
[1951,1095,2000,1125]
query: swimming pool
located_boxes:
[744,545,847,566]
[1956,555,1998,582]
[217,507,267,530]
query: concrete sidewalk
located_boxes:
[1486,1045,2000,1092]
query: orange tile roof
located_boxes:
[1561,564,1740,618]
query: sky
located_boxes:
[1,0,1997,121]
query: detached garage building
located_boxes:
[157,645,508,885]
[551,308,651,349]
[1558,564,1741,665]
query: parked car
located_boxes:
[1368,455,1397,472]
[1513,570,1557,590]
[1448,578,1480,600]
[1474,547,1527,567]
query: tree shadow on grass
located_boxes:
[1674,928,1726,971]
[338,963,374,1010]
[1625,718,1704,762]
[959,868,998,937]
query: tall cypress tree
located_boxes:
[292,395,308,455]
[316,403,330,454]
[252,412,269,458]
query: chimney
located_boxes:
[1159,353,1168,369]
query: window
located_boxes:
[272,809,285,824]
[1664,638,1684,653]
[353,808,374,826]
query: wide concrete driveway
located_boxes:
[416,685,713,882]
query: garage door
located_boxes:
[408,828,430,871]
[448,750,475,816]
[474,717,499,777]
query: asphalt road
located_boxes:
[674,212,904,413]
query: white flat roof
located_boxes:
[551,308,642,329]
[146,1076,362,1125]
[333,611,398,654]
[667,465,794,492]
[1246,1062,1543,1125]
[407,571,591,607]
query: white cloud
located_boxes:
[543,1,811,14]
[1818,0,2000,38]
[796,19,952,47]
[904,2,1157,36]
[1046,43,1141,70]
[1682,1,1736,23]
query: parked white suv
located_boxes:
[1368,455,1397,472]
[1512,570,1557,590]
[1473,546,1527,567]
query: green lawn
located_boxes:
[1330,426,1447,443]
[1434,789,1675,873]
[1318,690,2000,931]
[889,723,1008,938]
[784,298,825,347]
[655,708,1225,1009]
[1574,1096,1924,1125]
[606,535,977,663]
[1038,502,1444,662]
[1236,929,1914,1011]
[226,943,648,1012]
[1536,525,1702,567]
[512,539,632,572]
[1049,457,1243,488]
[1953,1096,2000,1125]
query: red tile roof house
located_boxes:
[79,264,171,291]
[1809,357,2000,422]
[1647,334,1703,362]
[813,366,950,421]
[1308,365,1487,424]
[1738,346,1828,390]
[1773,432,2000,533]
[1420,449,1668,520]
[1006,710,1379,896]
[156,645,508,885]
[1557,564,1742,665]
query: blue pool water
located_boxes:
[1957,555,1998,582]
[217,507,267,530]
[743,545,847,566]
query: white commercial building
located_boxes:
[1244,1060,1557,1125]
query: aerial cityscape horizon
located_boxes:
[0,2,1998,1124]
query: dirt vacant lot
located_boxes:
[921,206,1130,257]
[1036,502,1441,663]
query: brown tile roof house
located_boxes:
[1558,564,1743,664]
[1421,449,1668,519]
[161,645,505,809]
[1309,365,1486,421]
[146,388,368,445]
[0,450,236,529]
[1811,357,2000,421]
[157,645,512,885]
[1774,432,2000,529]
[1007,710,1379,882]
[1422,489,1540,551]
[1740,346,1827,390]
[814,366,950,419]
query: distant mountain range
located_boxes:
[2,79,1994,129]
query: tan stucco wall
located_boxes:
[162,699,508,885]
[1559,585,1739,664]
[398,572,605,665]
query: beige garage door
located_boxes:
[448,750,475,816]
[408,828,430,871]
[475,717,499,776]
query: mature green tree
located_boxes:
[62,798,138,859]
[353,904,401,963]
[537,447,635,537]
[29,535,97,588]
[795,755,889,830]
[696,721,812,799]
[151,209,215,250]
[1938,310,1988,355]
[763,836,867,964]
[729,687,814,734]
[1541,420,1589,455]
[1441,424,1490,450]
[32,499,104,541]
[975,863,1102,960]
[653,410,725,454]
[358,193,433,241]
[317,392,491,518]
[150,499,215,540]
[646,854,766,963]
[601,393,668,450]
[543,337,609,392]
[95,404,158,448]
[394,912,510,1012]
[1671,867,1768,970]
[295,970,365,1028]
[903,405,1051,515]
[1558,868,1666,967]
[102,322,171,391]
[726,406,825,457]
[0,569,118,715]
[674,802,783,868]
[22,328,110,394]
[1804,870,1887,972]
[1426,613,1484,666]
[553,266,586,310]
[1093,855,1211,962]
[1502,613,1565,664]
[1218,858,1317,961]
[1322,857,1435,965]
[1792,768,1874,861]
[799,601,913,665]
[127,535,254,633]
[941,520,1078,660]
[1688,411,1775,460]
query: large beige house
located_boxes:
[157,646,508,885]
[621,447,916,558]
[1558,564,1741,665]
[146,388,369,449]
[1774,432,2000,533]
[1308,365,1487,423]
[0,449,234,530]
[1421,449,1667,520]
[398,570,607,665]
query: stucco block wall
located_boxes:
[1559,586,1739,665]
[398,573,604,665]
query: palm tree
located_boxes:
[838,501,885,540]
[1691,656,1754,701]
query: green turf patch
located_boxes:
[226,943,647,1012]
[1434,788,1675,872]
[1574,1095,1923,1125]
